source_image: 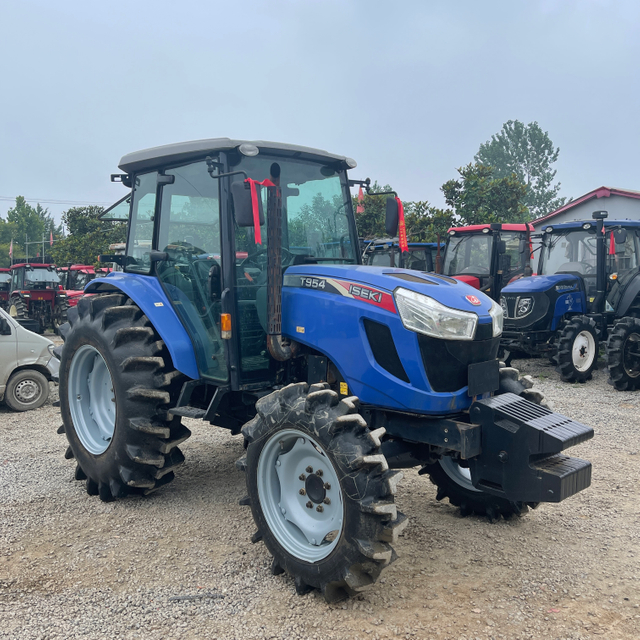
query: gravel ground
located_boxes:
[1,353,639,640]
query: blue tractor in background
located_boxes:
[500,212,640,387]
[362,239,444,273]
[57,139,593,602]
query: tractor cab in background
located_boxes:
[0,268,10,311]
[363,239,444,272]
[57,265,111,308]
[442,223,534,301]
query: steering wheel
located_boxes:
[164,241,207,262]
[240,247,294,270]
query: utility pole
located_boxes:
[25,234,28,264]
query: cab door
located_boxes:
[0,312,17,389]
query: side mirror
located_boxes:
[497,240,507,255]
[519,239,527,254]
[231,180,264,228]
[0,317,11,336]
[208,263,222,300]
[614,229,628,253]
[385,197,399,236]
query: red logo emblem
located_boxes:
[465,295,482,306]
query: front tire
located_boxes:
[4,369,49,411]
[556,316,599,382]
[606,316,640,391]
[239,382,406,602]
[9,296,26,320]
[59,293,190,502]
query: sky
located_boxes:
[1,0,639,229]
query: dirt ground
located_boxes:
[1,355,639,640]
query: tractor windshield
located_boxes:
[540,230,598,276]
[71,271,95,290]
[443,234,492,276]
[233,155,357,264]
[0,273,10,289]
[24,268,60,287]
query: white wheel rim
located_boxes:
[572,330,596,372]
[440,457,481,493]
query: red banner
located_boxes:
[244,178,276,244]
[356,186,364,214]
[397,197,408,252]
[609,231,615,255]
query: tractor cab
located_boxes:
[442,224,534,301]
[363,240,444,272]
[57,265,110,307]
[0,268,10,310]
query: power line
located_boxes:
[0,195,111,206]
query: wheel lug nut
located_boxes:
[299,474,306,481]
[323,497,331,505]
[324,483,331,490]
[306,501,313,509]
[316,469,323,477]
[299,488,306,495]
[316,505,324,513]
[306,466,313,473]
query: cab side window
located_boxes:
[126,172,157,275]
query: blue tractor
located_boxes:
[363,239,444,273]
[57,139,593,602]
[500,212,640,387]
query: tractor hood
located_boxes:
[283,264,498,324]
[502,273,581,295]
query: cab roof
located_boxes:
[119,138,356,174]
[58,265,96,272]
[0,268,9,272]
[448,223,534,233]
[541,219,640,232]
[10,263,55,270]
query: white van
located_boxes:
[0,308,59,411]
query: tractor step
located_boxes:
[167,406,206,419]
[469,393,594,504]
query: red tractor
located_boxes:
[441,223,534,301]
[57,265,111,308]
[8,263,68,333]
[0,268,10,311]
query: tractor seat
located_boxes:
[557,262,588,274]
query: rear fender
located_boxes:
[85,273,199,380]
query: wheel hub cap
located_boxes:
[305,473,326,504]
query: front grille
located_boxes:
[418,333,500,392]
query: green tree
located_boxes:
[0,196,61,267]
[441,163,529,226]
[50,206,127,267]
[475,120,565,217]
[403,201,455,243]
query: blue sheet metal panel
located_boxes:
[86,273,199,380]
[281,267,494,415]
[502,273,581,294]
[551,292,587,330]
[542,219,640,231]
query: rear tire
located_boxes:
[4,369,49,411]
[423,364,541,521]
[556,316,599,383]
[239,383,406,602]
[59,293,190,501]
[606,316,640,391]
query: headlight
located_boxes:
[516,296,534,318]
[489,299,504,337]
[394,288,478,341]
[500,296,509,319]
